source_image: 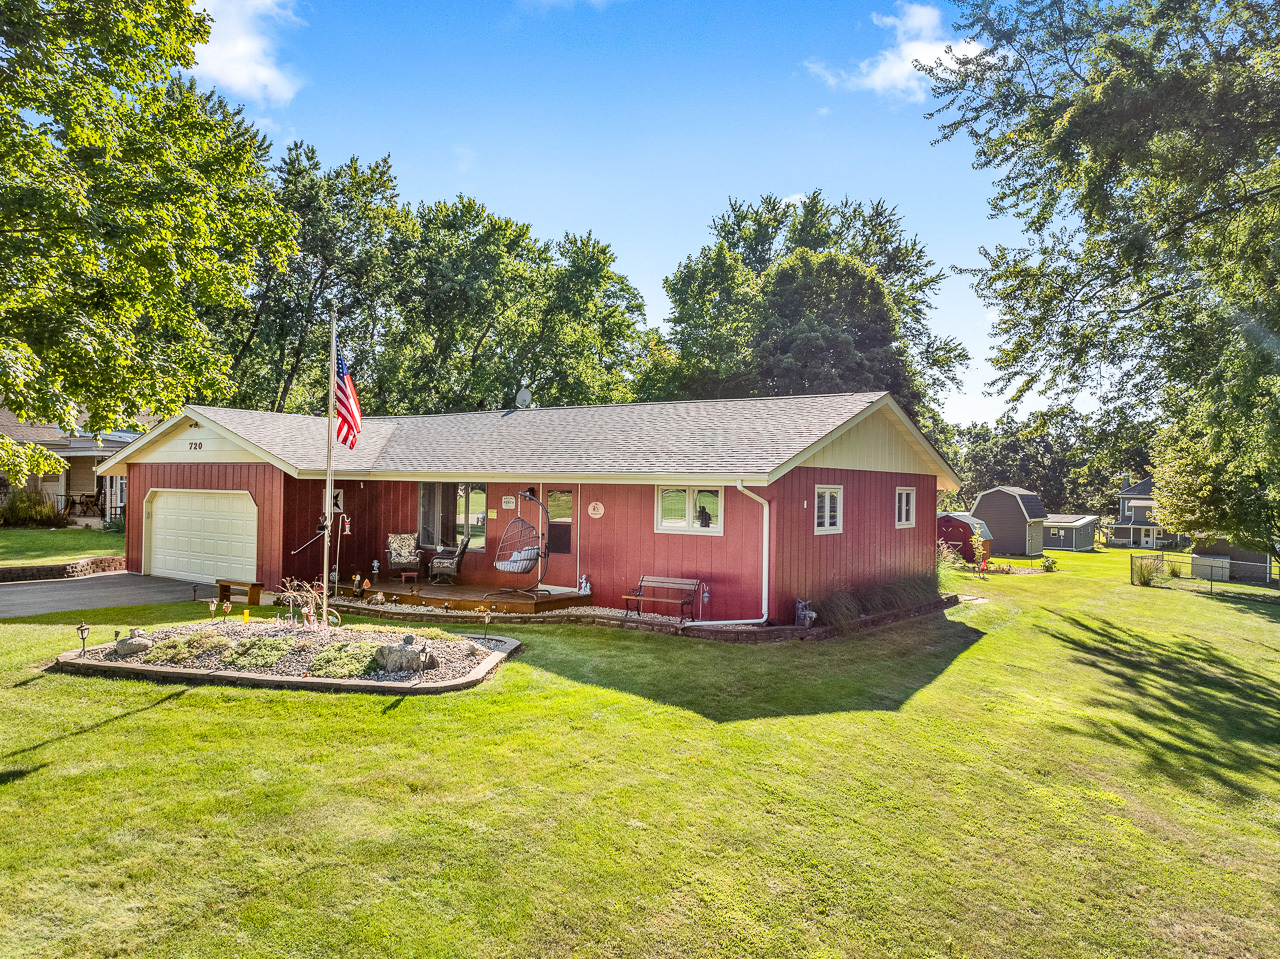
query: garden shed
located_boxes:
[936,512,992,562]
[1044,514,1099,551]
[970,486,1047,557]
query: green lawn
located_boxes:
[2,550,1278,957]
[0,527,126,567]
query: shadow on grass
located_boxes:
[1047,612,1280,798]
[4,688,189,760]
[517,613,984,722]
[0,763,48,786]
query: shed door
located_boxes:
[147,490,258,584]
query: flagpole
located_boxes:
[322,303,338,627]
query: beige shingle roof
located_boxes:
[188,393,887,477]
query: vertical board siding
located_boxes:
[764,466,938,624]
[126,466,939,622]
[125,462,285,586]
[280,477,419,585]
[971,490,1032,555]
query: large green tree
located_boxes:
[378,198,647,413]
[1,0,293,480]
[638,192,969,435]
[923,0,1280,546]
[206,143,406,413]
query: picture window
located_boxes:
[655,487,723,535]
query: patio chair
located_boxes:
[429,535,470,585]
[384,533,424,584]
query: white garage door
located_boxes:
[147,490,258,584]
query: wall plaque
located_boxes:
[587,501,605,519]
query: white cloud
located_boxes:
[192,0,302,106]
[806,3,972,102]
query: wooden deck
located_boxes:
[333,580,587,614]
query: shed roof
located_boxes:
[975,486,1048,522]
[937,511,993,540]
[1045,513,1099,528]
[99,392,962,487]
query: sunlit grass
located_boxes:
[2,551,1279,957]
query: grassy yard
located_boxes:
[0,527,126,567]
[2,550,1278,957]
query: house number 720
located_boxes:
[188,442,203,450]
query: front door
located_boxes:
[1141,528,1155,548]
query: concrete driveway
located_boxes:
[0,572,218,619]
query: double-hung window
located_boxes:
[895,487,916,529]
[814,485,843,534]
[655,487,723,535]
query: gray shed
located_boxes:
[1044,514,1099,551]
[970,486,1047,556]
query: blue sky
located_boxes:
[191,0,1027,424]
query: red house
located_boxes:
[97,392,959,625]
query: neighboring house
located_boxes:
[1108,476,1186,548]
[0,409,144,520]
[970,486,1047,556]
[936,512,992,562]
[96,392,961,625]
[1044,514,1099,552]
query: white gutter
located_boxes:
[681,479,771,629]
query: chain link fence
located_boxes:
[1130,551,1280,603]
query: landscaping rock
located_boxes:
[375,642,437,672]
[116,636,153,656]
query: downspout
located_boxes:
[681,479,770,629]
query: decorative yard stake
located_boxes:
[77,621,89,657]
[222,601,232,621]
[208,600,217,620]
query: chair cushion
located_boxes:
[386,533,419,564]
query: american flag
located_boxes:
[334,346,362,449]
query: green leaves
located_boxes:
[638,191,968,428]
[0,1,293,478]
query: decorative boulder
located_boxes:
[375,641,437,673]
[116,635,153,656]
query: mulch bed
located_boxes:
[86,622,505,684]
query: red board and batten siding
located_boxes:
[125,462,285,586]
[763,466,938,623]
[279,476,418,583]
[127,463,939,624]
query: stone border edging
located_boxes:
[0,556,126,583]
[49,633,521,696]
[327,594,961,643]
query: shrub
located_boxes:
[309,641,380,678]
[0,490,71,528]
[815,574,941,632]
[102,514,126,534]
[1168,563,1182,578]
[223,635,295,670]
[936,539,964,570]
[1134,559,1157,587]
[144,631,230,663]
[1041,555,1058,572]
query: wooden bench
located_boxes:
[623,575,701,622]
[216,579,264,606]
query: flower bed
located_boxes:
[84,622,508,684]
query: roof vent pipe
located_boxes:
[680,480,770,629]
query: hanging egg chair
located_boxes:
[486,490,550,599]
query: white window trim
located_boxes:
[895,487,916,529]
[654,486,724,536]
[814,484,843,535]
